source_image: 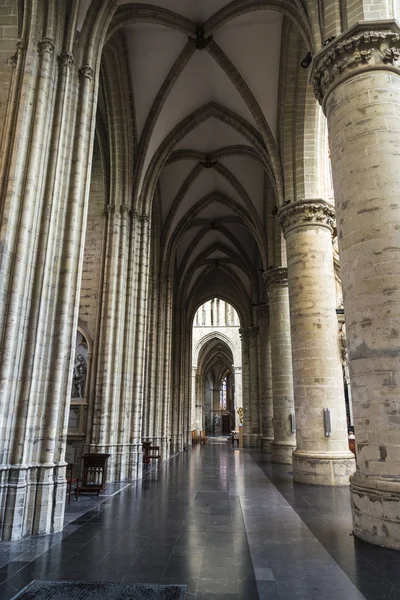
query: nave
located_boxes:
[1,445,399,600]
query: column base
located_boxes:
[260,436,273,454]
[152,437,170,461]
[271,441,295,464]
[293,449,355,486]
[89,443,143,481]
[243,434,260,448]
[351,472,400,550]
[171,434,184,455]
[0,463,66,541]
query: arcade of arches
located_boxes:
[1,0,400,558]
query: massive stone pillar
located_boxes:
[278,200,355,484]
[264,269,296,463]
[312,20,400,547]
[256,304,274,453]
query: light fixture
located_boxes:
[323,408,331,437]
[301,51,312,68]
[289,412,296,433]
[323,36,336,46]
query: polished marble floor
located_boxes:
[1,444,400,599]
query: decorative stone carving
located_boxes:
[189,26,212,50]
[339,324,348,366]
[103,204,115,217]
[59,52,74,69]
[9,53,18,67]
[278,199,336,236]
[200,156,216,169]
[120,204,130,215]
[263,267,288,289]
[239,325,258,339]
[79,64,94,80]
[312,21,400,108]
[38,38,55,56]
[255,303,269,321]
[239,327,249,340]
[132,210,150,222]
[10,39,25,66]
[248,326,259,338]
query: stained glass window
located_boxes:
[220,377,227,410]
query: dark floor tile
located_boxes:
[196,594,238,600]
[2,446,400,600]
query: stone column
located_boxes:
[278,200,355,485]
[264,269,296,463]
[239,327,251,446]
[312,20,400,547]
[234,366,242,430]
[191,367,197,431]
[256,304,274,453]
[239,326,260,446]
[248,325,260,446]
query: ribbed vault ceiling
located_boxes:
[96,1,305,317]
[198,336,234,386]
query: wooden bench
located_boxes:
[143,441,161,466]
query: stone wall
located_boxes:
[0,0,18,143]
[78,139,106,340]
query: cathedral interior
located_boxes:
[1,0,400,598]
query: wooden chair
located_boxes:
[143,441,161,467]
[66,463,79,504]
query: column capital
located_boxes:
[120,204,130,215]
[239,325,259,339]
[103,203,115,216]
[10,39,25,66]
[79,64,94,81]
[311,20,400,110]
[132,210,150,222]
[278,199,335,236]
[58,52,74,69]
[263,267,288,289]
[255,303,269,322]
[38,38,55,56]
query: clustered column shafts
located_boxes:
[278,199,355,485]
[312,20,400,549]
[264,268,296,464]
[239,327,251,446]
[239,326,260,447]
[0,1,102,540]
[256,304,274,454]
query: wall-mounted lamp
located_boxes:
[289,412,296,434]
[323,408,331,437]
[323,36,336,46]
[301,51,312,68]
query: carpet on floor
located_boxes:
[11,580,187,600]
